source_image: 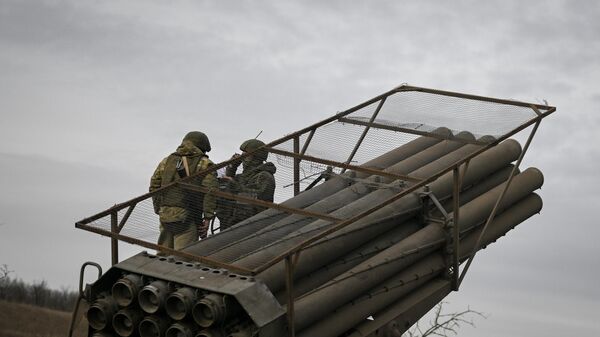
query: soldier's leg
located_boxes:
[174,224,198,250]
[216,198,235,231]
[158,223,174,250]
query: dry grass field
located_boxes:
[0,300,87,337]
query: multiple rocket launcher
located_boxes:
[84,127,544,337]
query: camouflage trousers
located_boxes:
[158,222,198,251]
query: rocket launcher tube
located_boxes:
[112,273,143,307]
[138,280,170,314]
[256,139,522,292]
[87,294,118,331]
[196,329,227,337]
[282,164,517,301]
[233,133,481,268]
[184,129,449,257]
[209,177,374,263]
[113,308,144,337]
[139,315,170,337]
[296,193,543,337]
[165,321,197,337]
[293,168,543,331]
[165,287,197,321]
[192,293,227,328]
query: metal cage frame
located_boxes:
[75,84,555,336]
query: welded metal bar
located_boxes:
[285,255,296,337]
[300,129,316,155]
[452,166,460,291]
[111,211,118,266]
[267,148,421,183]
[342,97,387,173]
[530,104,543,117]
[424,192,449,220]
[75,222,254,275]
[338,117,488,146]
[117,204,136,231]
[458,119,542,286]
[294,136,301,196]
[180,183,342,223]
[396,85,556,111]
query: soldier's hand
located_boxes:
[230,153,243,166]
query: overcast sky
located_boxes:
[0,0,599,336]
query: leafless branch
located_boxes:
[404,302,487,337]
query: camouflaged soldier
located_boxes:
[149,131,218,250]
[217,139,276,230]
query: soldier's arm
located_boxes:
[236,172,276,201]
[200,160,218,218]
[225,154,242,177]
[149,158,167,214]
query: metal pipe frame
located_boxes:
[293,136,301,196]
[341,96,387,173]
[419,185,457,288]
[76,85,555,283]
[452,166,461,290]
[75,222,254,275]
[111,211,118,265]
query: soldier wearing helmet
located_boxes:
[217,139,276,230]
[149,131,218,250]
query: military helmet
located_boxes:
[183,131,211,152]
[240,139,268,162]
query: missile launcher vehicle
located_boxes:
[71,85,555,337]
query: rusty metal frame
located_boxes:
[451,166,462,290]
[342,96,387,172]
[284,252,300,337]
[293,136,301,196]
[111,211,118,265]
[75,221,254,275]
[75,85,555,307]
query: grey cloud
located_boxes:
[1,1,599,336]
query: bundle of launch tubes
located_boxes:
[74,85,555,337]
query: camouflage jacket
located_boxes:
[149,141,218,223]
[227,161,276,202]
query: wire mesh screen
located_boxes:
[77,85,552,273]
[351,90,537,138]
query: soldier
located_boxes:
[149,131,218,250]
[217,139,276,230]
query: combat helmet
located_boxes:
[240,139,268,162]
[183,131,211,153]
